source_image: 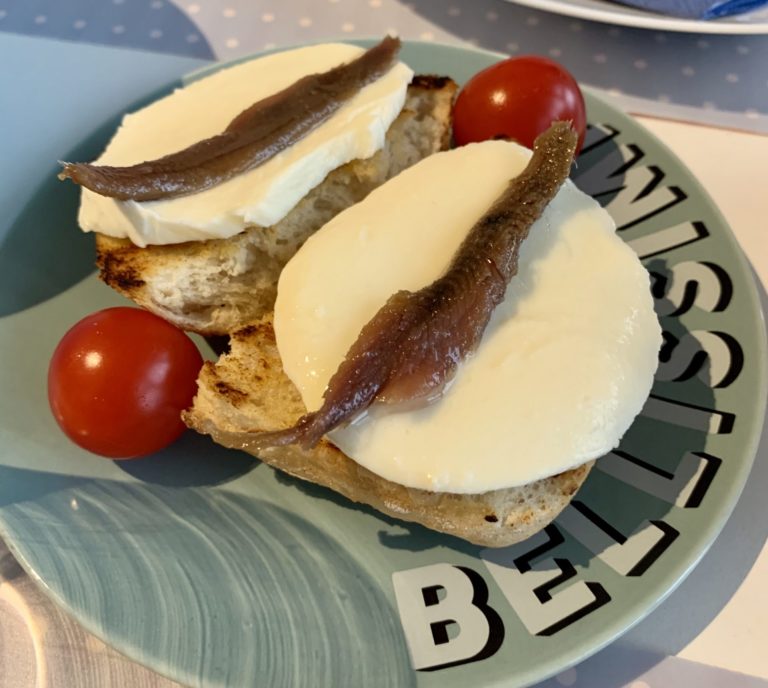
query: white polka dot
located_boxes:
[486,10,498,21]
[608,26,621,37]
[369,0,382,6]
[658,94,671,103]
[150,29,163,38]
[263,42,276,49]
[420,31,435,40]
[549,47,562,57]
[682,66,695,76]
[593,53,607,64]
[556,667,578,686]
[261,12,274,22]
[737,45,750,54]
[634,59,648,70]
[223,7,236,18]
[151,0,163,8]
[526,15,540,25]
[187,3,200,13]
[186,33,199,43]
[506,41,520,52]
[698,38,710,48]
[569,21,583,31]
[726,73,739,83]
[341,21,355,32]
[73,19,86,29]
[608,87,622,96]
[654,32,667,43]
[745,109,760,119]
[34,14,47,24]
[112,24,125,34]
[298,16,313,27]
[0,10,6,20]
[448,6,461,16]
[226,37,239,48]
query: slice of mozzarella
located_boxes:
[275,140,661,494]
[78,43,413,246]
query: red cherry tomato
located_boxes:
[48,307,204,459]
[453,55,587,154]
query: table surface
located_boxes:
[1,1,766,687]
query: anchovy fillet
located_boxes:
[253,121,578,451]
[59,37,401,201]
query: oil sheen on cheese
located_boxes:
[78,44,413,247]
[274,140,662,494]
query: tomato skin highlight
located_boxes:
[452,55,587,154]
[48,307,204,459]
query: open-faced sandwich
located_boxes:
[60,38,456,335]
[53,39,661,548]
[183,123,661,547]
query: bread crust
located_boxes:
[95,76,458,336]
[183,316,594,548]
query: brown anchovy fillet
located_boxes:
[58,36,401,201]
[251,122,578,451]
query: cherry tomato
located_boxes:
[48,307,204,459]
[453,55,587,154]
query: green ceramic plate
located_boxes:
[0,41,765,688]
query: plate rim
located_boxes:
[0,38,767,688]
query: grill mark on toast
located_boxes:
[97,252,146,291]
[233,322,276,345]
[213,380,249,406]
[410,74,454,90]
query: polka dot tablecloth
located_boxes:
[0,0,766,132]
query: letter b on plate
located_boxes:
[392,564,504,670]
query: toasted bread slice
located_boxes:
[95,76,457,336]
[183,315,593,548]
